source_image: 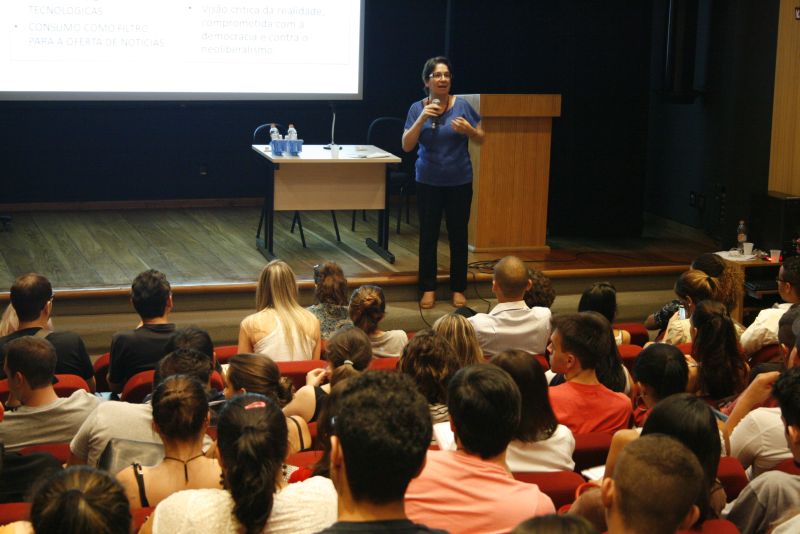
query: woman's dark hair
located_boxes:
[524,268,556,309]
[691,253,743,313]
[226,353,294,407]
[311,380,348,479]
[491,350,558,442]
[585,312,628,393]
[632,343,689,402]
[642,393,721,522]
[578,282,618,324]
[398,329,461,405]
[314,261,348,306]
[349,285,386,335]
[325,326,373,386]
[512,514,598,534]
[421,56,453,86]
[30,466,131,534]
[691,300,747,400]
[152,375,209,442]
[217,393,288,534]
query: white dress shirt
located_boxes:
[468,301,551,357]
[740,302,793,355]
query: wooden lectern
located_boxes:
[460,94,561,253]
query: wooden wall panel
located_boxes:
[768,0,800,195]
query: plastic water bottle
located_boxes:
[287,124,298,140]
[269,124,279,141]
[736,220,747,253]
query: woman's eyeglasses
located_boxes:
[428,72,452,80]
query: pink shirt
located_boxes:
[405,450,555,534]
[550,381,632,435]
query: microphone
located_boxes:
[324,102,337,149]
[431,98,441,130]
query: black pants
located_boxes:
[417,181,472,293]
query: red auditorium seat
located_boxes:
[572,433,613,473]
[19,442,71,464]
[286,449,324,470]
[679,519,740,533]
[53,374,91,397]
[749,344,782,365]
[0,502,30,525]
[773,457,800,475]
[132,507,154,531]
[277,360,327,390]
[121,370,155,403]
[0,380,11,404]
[368,357,399,371]
[534,354,550,371]
[214,345,238,364]
[93,352,111,392]
[513,471,586,509]
[717,456,748,501]
[210,370,224,391]
[613,322,649,347]
[677,342,693,355]
[618,344,643,372]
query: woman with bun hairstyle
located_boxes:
[116,375,221,509]
[432,312,484,366]
[349,285,408,357]
[306,261,352,340]
[239,260,321,361]
[223,353,311,454]
[662,270,719,345]
[142,394,337,534]
[282,326,373,423]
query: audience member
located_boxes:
[163,326,221,374]
[116,375,220,509]
[0,304,19,337]
[491,350,575,472]
[0,274,93,390]
[0,441,61,504]
[238,260,322,361]
[468,256,551,357]
[107,269,176,393]
[547,313,632,434]
[601,435,703,534]
[523,268,556,309]
[405,365,555,533]
[512,514,597,534]
[432,312,484,366]
[0,336,100,452]
[726,367,800,534]
[141,393,337,534]
[578,282,631,345]
[399,330,461,430]
[306,261,353,340]
[740,257,800,355]
[28,466,131,534]
[630,343,689,423]
[69,347,215,467]
[349,285,408,357]
[283,326,372,423]
[317,372,443,534]
[223,353,311,454]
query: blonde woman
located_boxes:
[432,312,484,366]
[238,260,321,361]
[349,285,408,358]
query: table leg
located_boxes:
[256,162,277,261]
[365,165,395,264]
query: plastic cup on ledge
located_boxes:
[742,242,754,255]
[770,249,781,262]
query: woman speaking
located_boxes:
[403,56,484,309]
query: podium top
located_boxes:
[459,94,561,118]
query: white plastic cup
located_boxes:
[743,242,754,255]
[330,144,340,158]
[770,249,781,262]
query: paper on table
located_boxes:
[432,421,457,451]
[715,251,757,262]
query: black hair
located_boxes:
[632,343,689,402]
[131,269,171,319]
[782,256,800,299]
[217,394,287,534]
[773,366,800,428]
[421,56,453,87]
[164,327,214,360]
[512,514,598,534]
[578,282,618,324]
[155,348,213,387]
[325,326,373,386]
[152,375,209,442]
[30,466,131,534]
[10,273,52,323]
[4,336,56,388]
[491,350,558,443]
[226,353,294,407]
[399,329,461,405]
[778,305,800,348]
[333,371,431,504]
[691,300,747,399]
[448,365,521,459]
[641,393,721,522]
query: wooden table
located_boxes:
[251,144,401,263]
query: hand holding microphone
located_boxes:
[430,98,441,130]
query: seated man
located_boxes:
[548,313,632,434]
[107,269,176,393]
[69,345,215,467]
[602,434,704,534]
[725,306,800,477]
[405,365,555,533]
[318,372,444,534]
[0,273,94,390]
[726,366,800,534]
[740,257,800,356]
[0,336,100,452]
[468,256,551,357]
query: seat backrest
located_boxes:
[93,352,111,392]
[613,322,650,347]
[214,345,238,364]
[512,470,586,509]
[54,374,91,397]
[210,370,224,391]
[749,343,782,365]
[253,122,286,144]
[0,502,31,525]
[19,442,72,464]
[276,360,327,390]
[286,449,324,470]
[368,357,399,371]
[121,370,156,403]
[618,344,643,372]
[0,379,9,404]
[572,432,614,473]
[132,507,155,532]
[717,456,748,501]
[774,457,800,475]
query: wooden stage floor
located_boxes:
[0,206,713,294]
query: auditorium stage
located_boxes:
[0,204,712,352]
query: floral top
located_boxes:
[306,303,352,340]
